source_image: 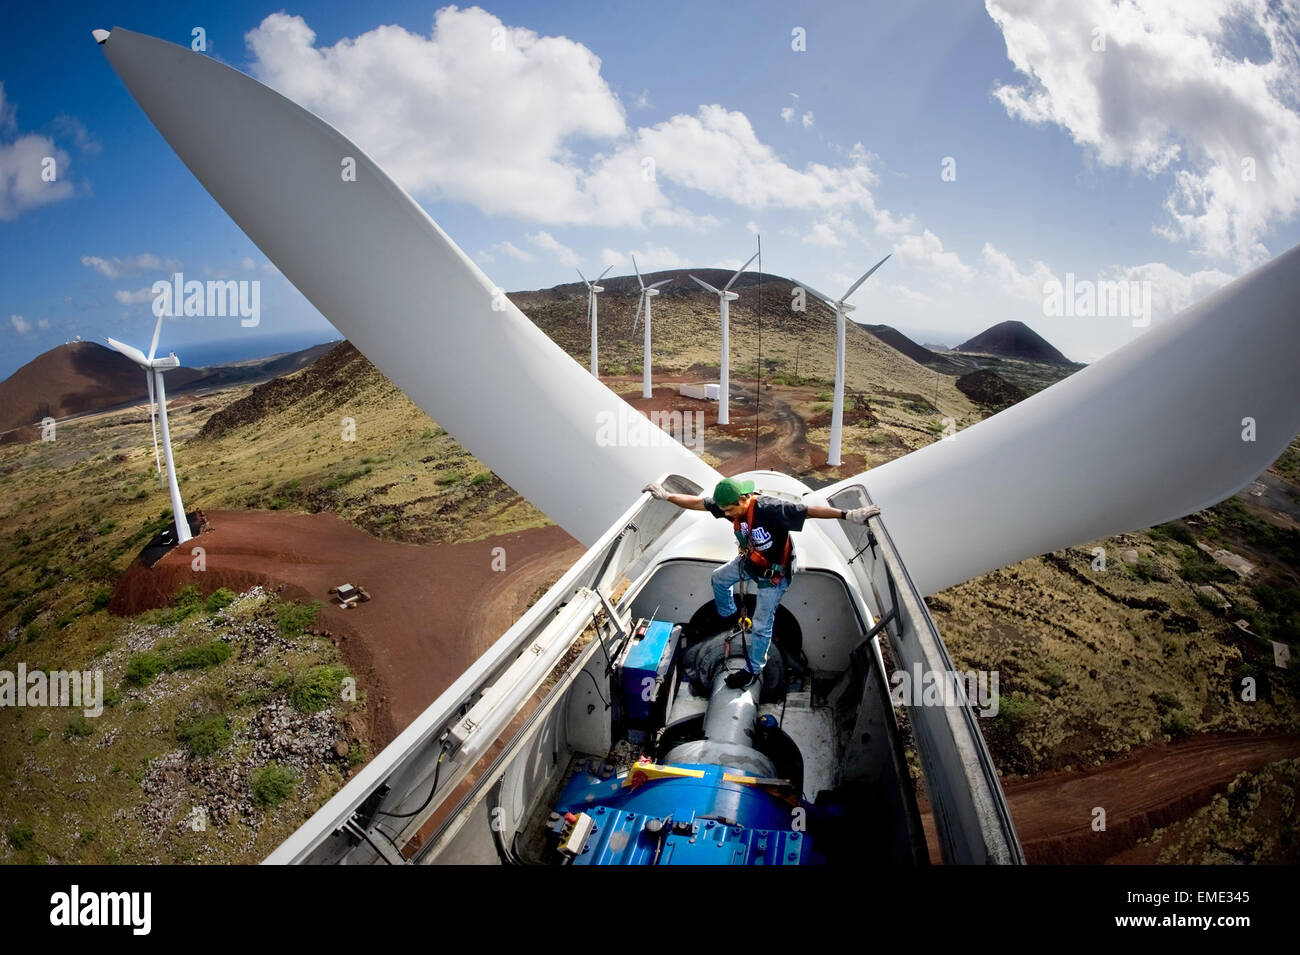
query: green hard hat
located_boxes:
[713,477,755,506]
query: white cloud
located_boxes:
[893,229,974,280]
[114,288,156,306]
[986,0,1300,266]
[246,11,902,231]
[883,283,931,305]
[981,242,1234,323]
[81,252,177,278]
[803,222,842,247]
[526,230,580,267]
[37,318,49,330]
[600,245,685,271]
[982,242,1056,300]
[247,9,641,226]
[492,240,535,262]
[637,108,880,211]
[10,314,32,335]
[0,84,75,221]
[801,111,815,129]
[780,106,796,123]
[1109,260,1234,319]
[801,211,862,248]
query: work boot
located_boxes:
[725,668,758,690]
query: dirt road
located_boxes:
[918,732,1300,864]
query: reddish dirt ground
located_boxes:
[611,374,868,480]
[918,732,1300,864]
[111,509,584,749]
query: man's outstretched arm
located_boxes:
[643,483,707,510]
[806,504,880,523]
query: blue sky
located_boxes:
[2,0,1298,377]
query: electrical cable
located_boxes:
[579,667,610,708]
[375,743,447,819]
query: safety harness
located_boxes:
[732,496,794,587]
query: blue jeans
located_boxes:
[711,555,790,673]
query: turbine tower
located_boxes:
[577,265,612,377]
[104,313,192,545]
[630,255,671,399]
[689,251,758,425]
[799,255,890,466]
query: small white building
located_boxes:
[679,383,720,401]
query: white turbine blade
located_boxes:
[98,27,718,546]
[819,242,1300,596]
[146,369,162,476]
[596,265,613,283]
[631,294,645,336]
[576,267,589,287]
[649,278,672,289]
[147,311,164,361]
[104,336,150,367]
[794,280,839,308]
[840,253,891,302]
[723,250,759,291]
[632,254,644,289]
[689,274,721,295]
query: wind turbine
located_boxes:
[689,251,758,425]
[98,26,1300,866]
[631,255,672,399]
[577,265,612,377]
[104,313,192,545]
[798,255,890,466]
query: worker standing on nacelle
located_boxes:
[644,477,878,688]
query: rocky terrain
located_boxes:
[0,268,1296,864]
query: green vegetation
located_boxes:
[124,650,168,686]
[1149,520,1196,546]
[994,692,1039,732]
[205,587,237,612]
[1178,550,1236,585]
[1040,662,1068,691]
[63,714,94,739]
[168,639,233,671]
[127,637,234,684]
[1162,709,1193,738]
[176,714,232,758]
[470,471,493,486]
[1249,580,1300,639]
[7,821,34,849]
[275,600,320,640]
[321,465,373,491]
[252,765,299,807]
[289,664,350,713]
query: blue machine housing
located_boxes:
[619,619,677,724]
[552,764,817,865]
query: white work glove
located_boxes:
[643,482,671,501]
[845,505,880,524]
